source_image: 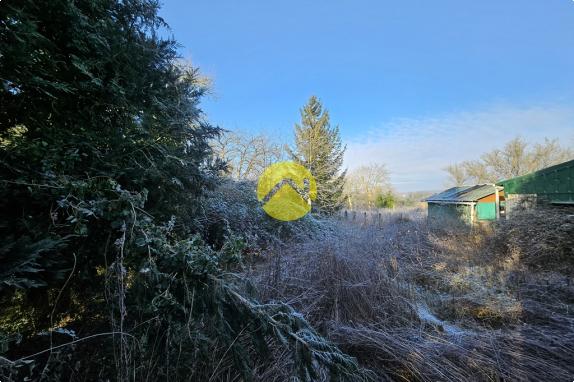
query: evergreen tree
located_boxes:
[0,2,364,380]
[375,192,396,209]
[289,96,346,214]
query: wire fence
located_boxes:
[338,207,426,226]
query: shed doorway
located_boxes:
[477,202,496,220]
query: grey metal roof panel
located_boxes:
[461,184,498,201]
[425,184,496,202]
[425,186,472,202]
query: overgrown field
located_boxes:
[249,207,574,381]
[1,1,573,380]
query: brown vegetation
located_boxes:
[250,207,574,381]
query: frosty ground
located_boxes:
[246,208,574,381]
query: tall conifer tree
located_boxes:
[289,96,346,214]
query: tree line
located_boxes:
[445,137,573,186]
[213,97,395,212]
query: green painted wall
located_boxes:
[497,159,574,204]
[476,202,496,220]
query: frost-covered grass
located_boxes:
[250,207,574,381]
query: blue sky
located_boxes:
[159,0,574,191]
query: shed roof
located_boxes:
[425,184,496,203]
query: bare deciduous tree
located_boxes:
[345,163,392,209]
[445,137,573,186]
[212,131,284,180]
[444,163,469,186]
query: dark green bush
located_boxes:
[0,0,365,380]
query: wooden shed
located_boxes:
[425,184,504,225]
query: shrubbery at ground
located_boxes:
[251,207,574,381]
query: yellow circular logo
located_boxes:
[257,161,317,221]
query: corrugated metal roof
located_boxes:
[425,184,496,203]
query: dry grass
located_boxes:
[250,207,574,381]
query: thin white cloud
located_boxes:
[344,104,574,192]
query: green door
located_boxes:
[477,202,496,220]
